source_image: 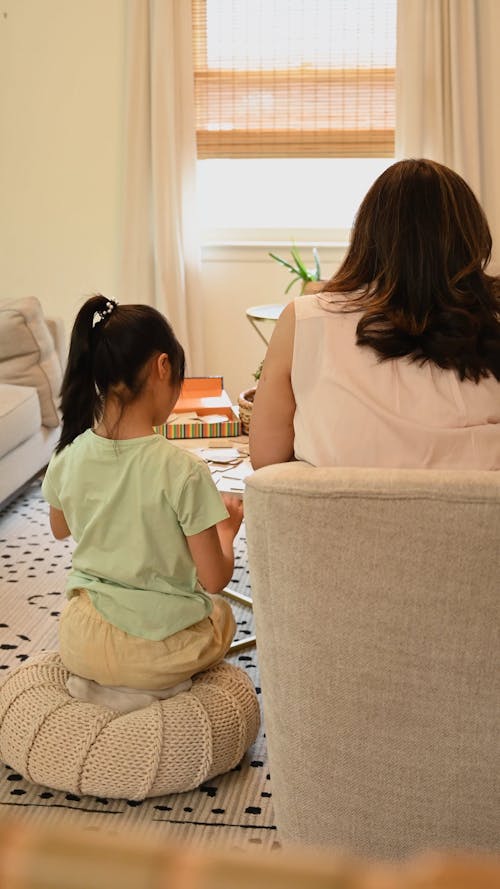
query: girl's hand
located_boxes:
[186,496,243,594]
[218,494,244,540]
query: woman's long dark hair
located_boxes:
[57,296,185,452]
[323,158,500,381]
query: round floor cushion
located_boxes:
[0,651,260,800]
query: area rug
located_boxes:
[0,479,276,851]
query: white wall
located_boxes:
[0,0,125,329]
[201,244,343,401]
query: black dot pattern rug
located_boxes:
[0,479,276,850]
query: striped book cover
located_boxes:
[156,418,241,439]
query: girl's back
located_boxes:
[43,429,225,640]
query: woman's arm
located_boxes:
[186,495,244,594]
[49,506,71,540]
[249,300,296,470]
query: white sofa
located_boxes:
[244,462,500,859]
[0,297,65,506]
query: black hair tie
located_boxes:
[92,299,118,329]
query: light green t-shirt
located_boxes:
[42,430,229,640]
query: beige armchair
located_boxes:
[244,463,500,859]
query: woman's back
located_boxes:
[292,294,500,469]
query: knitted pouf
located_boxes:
[0,651,260,800]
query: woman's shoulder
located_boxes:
[294,292,363,324]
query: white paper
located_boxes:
[200,414,230,424]
[168,415,202,425]
[168,411,199,421]
[221,463,254,481]
[198,448,241,463]
[216,477,246,495]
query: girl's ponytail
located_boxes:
[56,295,112,453]
[57,294,184,452]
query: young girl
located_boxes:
[42,295,242,712]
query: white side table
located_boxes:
[246,303,284,346]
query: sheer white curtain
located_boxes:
[120,0,204,372]
[396,0,500,269]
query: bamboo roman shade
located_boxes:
[192,0,396,159]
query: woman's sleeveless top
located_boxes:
[291,294,500,468]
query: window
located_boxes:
[192,0,397,238]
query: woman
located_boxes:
[250,159,500,470]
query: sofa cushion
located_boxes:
[0,384,41,460]
[0,297,62,428]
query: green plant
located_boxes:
[251,246,322,383]
[253,359,263,383]
[268,244,322,295]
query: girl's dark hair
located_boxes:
[57,296,185,452]
[323,158,500,381]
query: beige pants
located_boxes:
[59,590,236,690]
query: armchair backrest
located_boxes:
[244,463,500,859]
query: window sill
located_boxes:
[201,228,349,263]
